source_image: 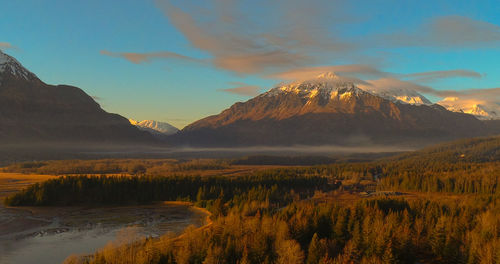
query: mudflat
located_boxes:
[0,173,209,264]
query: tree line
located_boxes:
[67,195,499,264]
[4,173,336,208]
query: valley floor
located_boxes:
[2,143,499,263]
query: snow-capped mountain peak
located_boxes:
[438,97,500,120]
[264,72,366,100]
[263,72,434,106]
[0,50,38,81]
[129,119,179,135]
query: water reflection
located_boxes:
[0,204,205,264]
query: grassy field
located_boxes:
[0,172,57,200]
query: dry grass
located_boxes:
[0,172,57,200]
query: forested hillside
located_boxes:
[390,135,500,163]
[4,136,500,263]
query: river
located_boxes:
[0,202,207,264]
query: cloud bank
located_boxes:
[0,42,15,50]
[100,50,200,64]
[218,82,262,96]
[268,65,388,81]
[404,70,482,82]
[153,0,356,74]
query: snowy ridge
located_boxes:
[264,72,367,100]
[0,50,38,81]
[359,86,432,105]
[438,97,500,120]
[129,119,179,135]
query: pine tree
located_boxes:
[277,240,304,264]
[307,233,326,264]
[431,217,447,258]
[382,242,396,264]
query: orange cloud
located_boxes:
[268,65,387,81]
[359,78,436,95]
[218,82,262,96]
[404,70,482,82]
[214,51,312,74]
[100,50,200,64]
[154,0,354,74]
[0,42,15,50]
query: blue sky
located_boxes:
[1,0,499,127]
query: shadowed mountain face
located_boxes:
[0,51,154,144]
[173,74,495,147]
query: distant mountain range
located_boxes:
[357,78,500,120]
[359,79,500,120]
[0,50,155,144]
[172,73,499,147]
[2,50,499,149]
[129,119,179,136]
[437,97,500,120]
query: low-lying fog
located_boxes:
[0,143,417,165]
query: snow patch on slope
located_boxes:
[359,85,432,105]
[0,50,37,81]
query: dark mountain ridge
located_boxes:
[0,51,155,144]
[171,74,497,147]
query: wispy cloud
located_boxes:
[359,77,437,96]
[404,69,482,82]
[154,0,356,74]
[268,65,389,81]
[380,16,500,48]
[100,50,201,64]
[0,42,15,50]
[218,82,262,96]
[437,87,500,100]
[102,1,499,93]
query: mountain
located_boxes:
[438,97,500,120]
[0,50,155,144]
[172,73,494,147]
[129,119,179,136]
[360,85,432,105]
